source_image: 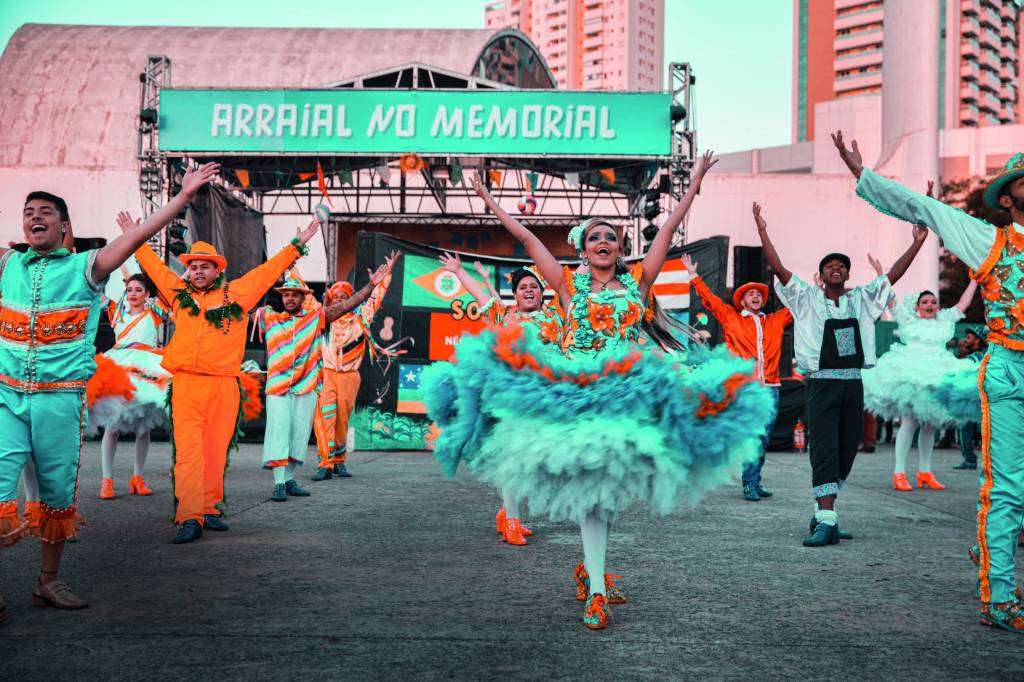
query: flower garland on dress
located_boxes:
[568,269,643,351]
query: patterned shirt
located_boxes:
[258,305,326,396]
[0,248,106,392]
[322,274,391,373]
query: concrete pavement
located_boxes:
[1,441,1021,681]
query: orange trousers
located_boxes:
[170,373,240,525]
[314,369,360,468]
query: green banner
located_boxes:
[157,89,670,156]
[401,253,493,309]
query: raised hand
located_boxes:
[116,211,141,233]
[470,172,491,199]
[472,260,489,278]
[752,202,767,232]
[296,218,320,246]
[867,253,883,276]
[925,180,935,199]
[681,253,698,272]
[180,162,220,199]
[813,272,824,289]
[383,249,402,272]
[830,130,863,178]
[439,251,462,273]
[368,263,389,286]
[912,224,929,243]
[693,150,718,180]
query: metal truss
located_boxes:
[137,55,171,252]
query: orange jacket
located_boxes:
[135,243,300,377]
[690,275,792,385]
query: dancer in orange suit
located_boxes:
[133,218,320,543]
[311,251,400,480]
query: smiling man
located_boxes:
[0,163,218,616]
[682,222,793,503]
[755,198,924,548]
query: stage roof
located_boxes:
[0,24,551,171]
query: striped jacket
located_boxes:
[322,274,390,373]
[258,305,326,396]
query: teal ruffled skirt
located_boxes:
[422,325,776,523]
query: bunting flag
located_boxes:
[377,164,392,186]
[338,169,354,186]
[316,161,334,207]
[564,172,579,188]
[525,172,539,193]
[600,168,616,184]
[235,169,250,188]
[449,163,463,184]
[488,169,503,186]
[297,171,316,181]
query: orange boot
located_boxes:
[582,594,610,630]
[129,475,153,496]
[495,507,506,534]
[503,518,528,546]
[99,478,115,500]
[573,562,588,601]
[916,471,945,490]
[892,472,913,491]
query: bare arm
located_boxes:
[473,260,502,302]
[472,174,566,303]
[956,278,979,313]
[753,202,792,285]
[323,251,399,323]
[886,225,927,285]
[641,150,717,293]
[93,163,219,283]
[435,252,489,306]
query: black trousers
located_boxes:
[806,378,863,495]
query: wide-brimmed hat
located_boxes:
[732,282,769,310]
[178,241,227,270]
[983,153,1024,210]
[274,269,313,294]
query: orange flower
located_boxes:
[1009,301,1024,328]
[990,316,1007,332]
[620,301,643,328]
[588,302,617,334]
[538,319,561,344]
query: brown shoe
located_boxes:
[32,579,88,610]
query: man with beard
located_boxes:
[836,135,1024,633]
[134,217,320,544]
[255,264,391,502]
[756,199,924,548]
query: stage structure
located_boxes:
[134,39,700,449]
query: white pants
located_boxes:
[261,392,317,468]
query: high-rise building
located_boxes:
[485,0,664,90]
[793,0,1022,142]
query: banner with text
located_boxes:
[157,89,671,156]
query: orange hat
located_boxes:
[732,282,769,310]
[324,281,354,305]
[178,241,227,270]
[274,268,313,294]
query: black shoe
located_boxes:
[743,485,760,502]
[311,467,333,481]
[809,514,853,540]
[173,520,203,544]
[203,514,229,531]
[285,480,311,497]
[803,521,840,547]
[953,459,978,470]
[755,485,773,498]
[272,484,287,502]
[334,463,352,478]
[859,445,876,453]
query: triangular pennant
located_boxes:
[235,169,250,188]
[488,170,503,185]
[600,168,616,184]
[338,169,354,186]
[449,163,463,184]
[297,171,315,181]
[316,161,334,208]
[565,172,579,188]
[525,172,539,193]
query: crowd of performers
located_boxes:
[2,135,1024,635]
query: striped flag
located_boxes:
[651,257,690,310]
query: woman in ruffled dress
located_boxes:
[424,152,776,630]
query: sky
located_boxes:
[0,0,793,154]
